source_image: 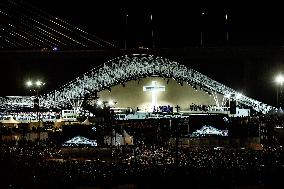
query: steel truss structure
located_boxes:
[0,54,274,114]
[0,0,116,50]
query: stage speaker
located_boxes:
[230,100,237,114]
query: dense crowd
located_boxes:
[0,140,283,188]
[0,111,60,122]
[0,113,284,188]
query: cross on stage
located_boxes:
[143,81,165,111]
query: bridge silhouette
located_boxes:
[0,0,117,50]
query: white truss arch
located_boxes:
[0,54,274,114]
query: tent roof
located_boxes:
[56,117,65,122]
[1,116,20,124]
[82,118,92,125]
[63,136,97,146]
[123,130,131,137]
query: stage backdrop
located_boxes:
[98,77,224,112]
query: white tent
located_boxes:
[1,116,20,127]
[122,130,134,145]
[104,130,133,146]
[81,118,92,125]
[56,117,65,123]
[54,117,65,128]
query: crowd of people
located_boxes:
[0,112,284,188]
[0,111,60,122]
[0,140,283,188]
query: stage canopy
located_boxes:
[190,125,228,137]
[62,136,97,147]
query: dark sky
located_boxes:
[18,1,284,48]
[1,0,284,107]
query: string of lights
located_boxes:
[0,54,274,114]
[0,0,117,50]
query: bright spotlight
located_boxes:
[97,100,102,106]
[109,100,114,106]
[26,81,32,87]
[275,74,284,85]
[236,93,243,100]
[224,94,230,98]
[36,81,42,87]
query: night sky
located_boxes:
[18,1,284,48]
[1,0,284,107]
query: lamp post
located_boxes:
[275,74,284,108]
[200,10,205,47]
[124,12,128,50]
[26,80,45,126]
[225,12,229,42]
[150,12,154,49]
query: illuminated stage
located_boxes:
[98,77,224,113]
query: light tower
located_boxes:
[275,74,284,108]
[26,80,45,125]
